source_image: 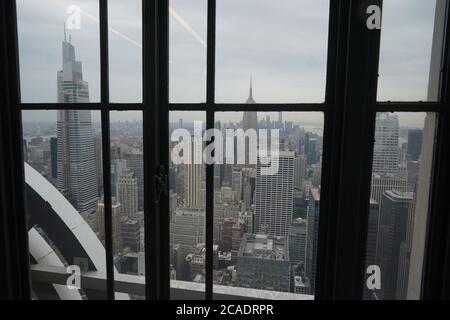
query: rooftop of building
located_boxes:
[384,189,414,201]
[238,233,287,261]
[290,219,307,234]
[174,207,205,216]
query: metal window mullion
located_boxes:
[143,0,159,300]
[317,0,383,300]
[205,0,216,301]
[0,0,31,300]
[335,0,382,300]
[376,102,444,112]
[18,103,145,111]
[423,0,450,300]
[158,0,170,300]
[314,0,347,300]
[19,103,102,110]
[143,0,170,300]
[99,0,114,301]
[168,103,327,112]
[210,103,327,112]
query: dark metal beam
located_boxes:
[19,103,144,111]
[423,0,450,300]
[376,102,444,112]
[168,103,327,112]
[143,0,170,300]
[99,0,114,300]
[143,0,159,300]
[315,0,349,300]
[0,0,31,300]
[317,0,383,300]
[205,0,217,301]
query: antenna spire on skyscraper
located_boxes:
[246,75,255,104]
[249,75,253,99]
[64,22,67,42]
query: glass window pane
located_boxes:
[17,0,100,103]
[377,0,441,101]
[110,111,144,299]
[108,0,142,103]
[364,112,436,300]
[169,0,207,103]
[169,111,206,299]
[213,111,323,299]
[216,0,329,103]
[23,110,111,299]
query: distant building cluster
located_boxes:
[167,81,324,295]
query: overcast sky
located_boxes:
[17,0,437,127]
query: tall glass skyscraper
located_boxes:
[56,32,98,213]
[254,151,294,237]
[372,113,400,176]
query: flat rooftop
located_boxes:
[239,234,287,261]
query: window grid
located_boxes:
[11,0,450,300]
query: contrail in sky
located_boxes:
[78,6,207,49]
[169,6,207,49]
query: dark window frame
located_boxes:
[1,0,450,300]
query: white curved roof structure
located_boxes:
[28,227,82,300]
[25,163,129,300]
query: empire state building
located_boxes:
[242,77,257,131]
[56,30,99,213]
[242,78,258,166]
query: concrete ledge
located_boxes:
[31,264,314,300]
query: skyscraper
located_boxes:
[370,174,408,204]
[242,78,258,166]
[56,32,98,213]
[94,136,103,195]
[97,197,122,254]
[241,168,255,210]
[231,220,245,262]
[306,188,320,295]
[184,138,204,208]
[117,168,139,217]
[376,190,413,300]
[124,152,144,209]
[254,151,294,237]
[170,208,205,258]
[231,169,242,200]
[243,77,257,128]
[278,111,283,129]
[235,234,290,292]
[407,129,423,162]
[289,218,307,263]
[294,155,306,190]
[364,199,380,300]
[120,218,141,253]
[50,137,57,179]
[111,159,127,198]
[373,113,400,176]
[304,133,318,165]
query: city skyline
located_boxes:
[15,0,436,300]
[17,0,436,127]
